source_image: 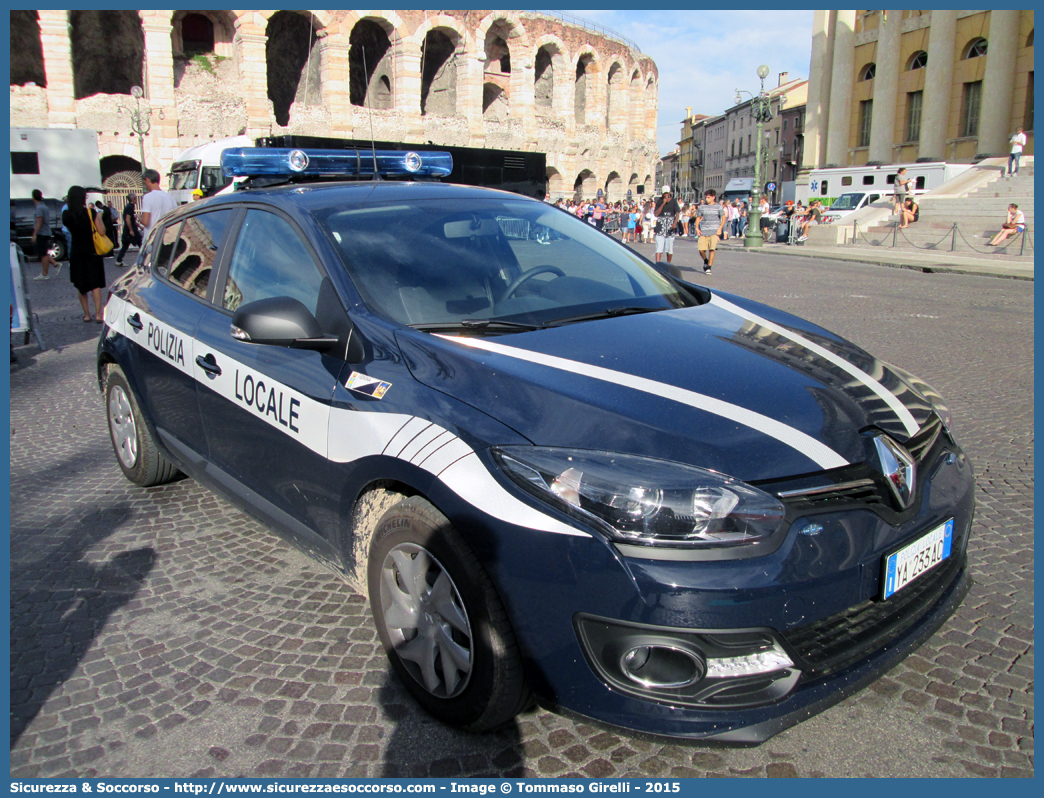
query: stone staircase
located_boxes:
[853,166,1034,258]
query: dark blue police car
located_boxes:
[97,148,973,742]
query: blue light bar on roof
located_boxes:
[220,148,453,179]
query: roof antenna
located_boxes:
[361,46,380,180]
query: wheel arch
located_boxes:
[343,478,416,592]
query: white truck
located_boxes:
[800,161,973,221]
[167,135,254,204]
[10,127,102,200]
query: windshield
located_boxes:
[169,168,199,191]
[829,193,866,211]
[318,197,699,328]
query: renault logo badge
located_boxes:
[874,436,916,509]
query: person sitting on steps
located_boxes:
[987,204,1026,247]
[899,196,919,229]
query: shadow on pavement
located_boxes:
[376,678,523,777]
[9,502,154,746]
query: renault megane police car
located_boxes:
[97,148,973,742]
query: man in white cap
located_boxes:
[653,184,681,276]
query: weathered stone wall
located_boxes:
[13,9,660,201]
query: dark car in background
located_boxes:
[11,197,68,261]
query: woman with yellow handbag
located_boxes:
[62,186,109,323]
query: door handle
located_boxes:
[127,312,143,332]
[195,353,222,378]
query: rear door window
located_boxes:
[163,210,236,300]
[153,222,184,278]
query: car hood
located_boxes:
[394,292,936,482]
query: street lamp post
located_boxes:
[116,86,162,181]
[735,65,775,248]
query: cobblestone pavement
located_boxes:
[10,246,1033,778]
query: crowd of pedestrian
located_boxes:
[542,188,824,278]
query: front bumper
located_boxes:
[458,426,975,742]
[565,551,969,742]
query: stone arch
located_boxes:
[172,11,237,89]
[10,11,46,87]
[483,29,511,75]
[605,61,625,131]
[266,10,324,126]
[71,10,144,99]
[574,169,597,200]
[604,171,622,202]
[629,69,643,138]
[644,76,657,134]
[420,26,463,117]
[99,153,141,181]
[1027,29,1034,47]
[534,47,554,109]
[180,13,213,53]
[172,10,236,58]
[532,35,569,118]
[477,15,530,124]
[546,167,565,197]
[100,155,145,212]
[349,18,394,109]
[474,12,529,53]
[628,173,640,195]
[574,51,600,126]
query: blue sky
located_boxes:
[563,9,817,155]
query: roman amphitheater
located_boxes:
[10,10,660,201]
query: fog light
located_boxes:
[620,645,704,689]
[705,643,793,678]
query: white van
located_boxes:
[819,191,885,223]
[800,161,972,210]
[167,135,254,204]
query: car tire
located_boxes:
[104,365,181,487]
[367,496,529,731]
[48,236,67,262]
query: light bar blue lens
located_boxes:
[221,148,453,178]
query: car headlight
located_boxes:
[492,447,785,549]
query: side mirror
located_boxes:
[231,296,340,352]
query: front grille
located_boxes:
[783,551,964,677]
[782,479,884,509]
[776,413,949,515]
[905,413,943,461]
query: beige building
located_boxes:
[702,114,729,195]
[802,9,1034,173]
[677,110,708,203]
[9,10,660,202]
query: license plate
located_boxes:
[882,519,954,599]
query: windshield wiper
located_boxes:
[541,306,666,328]
[410,319,543,334]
